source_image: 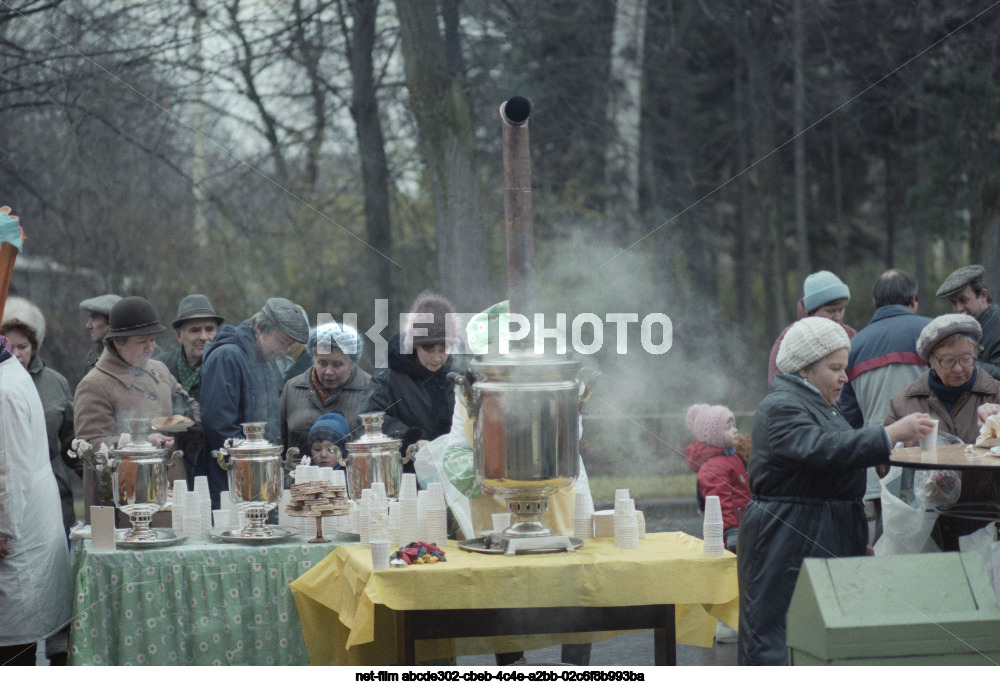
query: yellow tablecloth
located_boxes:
[291,532,738,665]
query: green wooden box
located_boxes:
[787,552,1000,665]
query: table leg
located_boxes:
[653,605,676,665]
[397,610,417,665]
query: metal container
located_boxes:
[339,412,415,500]
[110,418,183,542]
[213,422,299,538]
[454,349,594,541]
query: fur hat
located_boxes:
[1,295,46,350]
[685,403,735,449]
[776,317,850,374]
[401,291,458,352]
[916,314,982,360]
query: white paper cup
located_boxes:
[593,510,616,537]
[370,540,391,570]
[491,512,512,533]
[615,488,631,501]
[400,474,418,500]
[636,511,645,538]
[920,419,940,454]
[332,469,347,488]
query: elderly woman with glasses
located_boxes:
[885,313,1000,550]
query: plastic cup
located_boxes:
[920,419,939,454]
[370,540,391,570]
[491,512,511,533]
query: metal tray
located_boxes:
[458,535,583,555]
[209,525,300,544]
[115,528,187,548]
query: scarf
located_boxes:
[928,367,978,414]
[176,349,201,396]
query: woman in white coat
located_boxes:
[0,334,73,666]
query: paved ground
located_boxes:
[457,498,737,667]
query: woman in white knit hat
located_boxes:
[738,317,934,666]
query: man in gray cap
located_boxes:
[199,298,310,507]
[936,265,1000,379]
[153,294,225,403]
[79,293,122,373]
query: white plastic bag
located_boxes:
[874,466,940,556]
[958,522,1000,607]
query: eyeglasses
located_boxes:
[933,354,977,370]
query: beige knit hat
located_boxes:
[776,317,850,374]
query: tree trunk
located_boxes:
[792,0,809,281]
[393,0,491,311]
[347,0,394,303]
[605,0,648,240]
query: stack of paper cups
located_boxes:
[400,474,418,500]
[359,491,371,545]
[194,477,212,536]
[703,495,725,556]
[332,469,347,488]
[398,484,419,545]
[636,511,646,539]
[213,509,235,531]
[573,491,594,539]
[370,539,391,571]
[388,501,401,548]
[593,510,615,537]
[614,498,639,549]
[278,489,291,526]
[171,479,187,533]
[423,483,448,545]
[182,490,202,541]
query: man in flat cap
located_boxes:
[937,265,1000,379]
[79,293,122,374]
[199,298,310,507]
[154,294,224,403]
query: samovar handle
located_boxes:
[168,450,183,468]
[213,447,229,471]
[337,449,349,468]
[576,366,601,408]
[403,443,418,464]
[448,372,482,418]
[283,447,300,472]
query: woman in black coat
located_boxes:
[738,317,932,665]
[361,292,462,471]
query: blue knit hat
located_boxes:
[307,413,350,450]
[803,271,851,313]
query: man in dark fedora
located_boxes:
[154,294,225,403]
[936,265,1000,379]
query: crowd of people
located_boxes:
[5,262,1000,667]
[685,264,1000,665]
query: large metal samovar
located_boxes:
[213,422,298,538]
[453,95,598,555]
[110,418,183,541]
[339,412,416,500]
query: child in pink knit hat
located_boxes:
[684,404,751,553]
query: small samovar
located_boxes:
[110,418,182,541]
[213,422,299,538]
[339,412,416,500]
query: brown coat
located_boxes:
[74,348,199,523]
[885,369,1000,545]
[279,364,371,454]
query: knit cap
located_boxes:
[307,413,350,451]
[776,317,850,374]
[2,295,46,349]
[310,322,364,362]
[916,314,982,360]
[465,300,510,355]
[803,270,850,313]
[401,291,459,352]
[685,404,735,449]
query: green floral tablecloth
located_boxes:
[68,535,352,665]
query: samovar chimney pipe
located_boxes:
[500,96,534,321]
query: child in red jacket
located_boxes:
[685,404,751,553]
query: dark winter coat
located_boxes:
[737,373,891,666]
[977,303,1000,380]
[360,334,458,470]
[200,322,281,507]
[26,355,76,531]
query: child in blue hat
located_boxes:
[307,413,350,468]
